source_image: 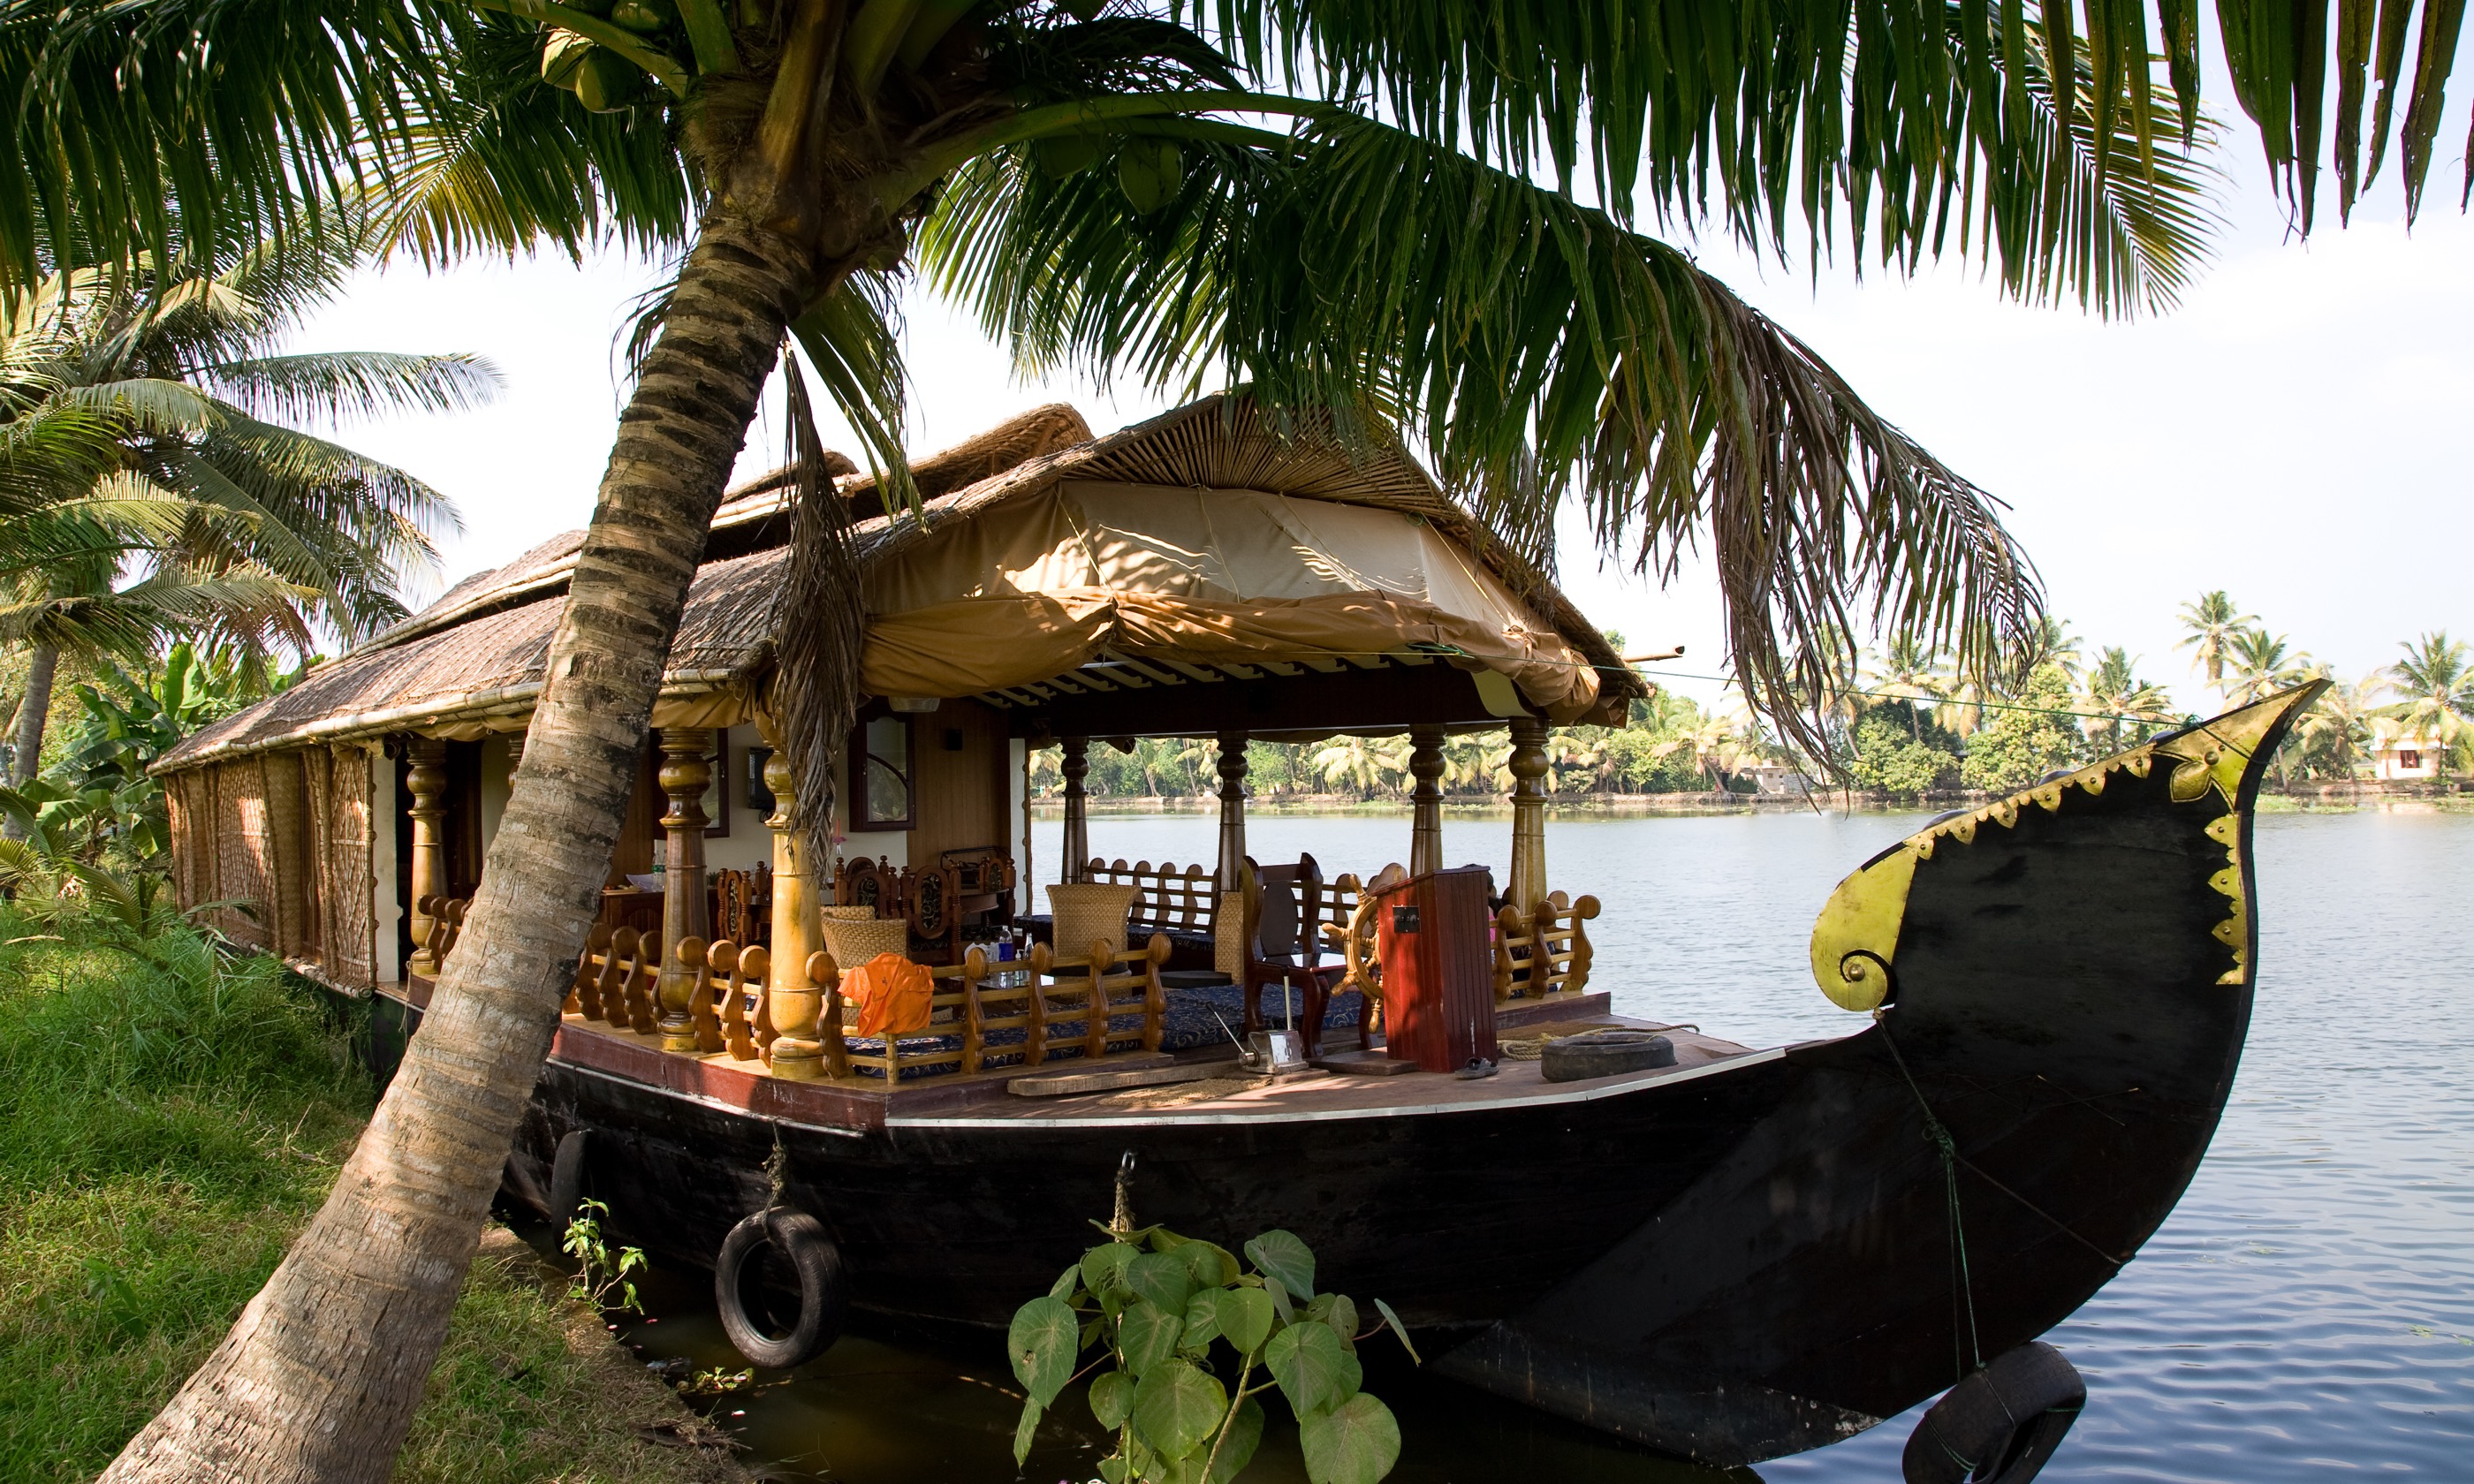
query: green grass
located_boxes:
[0,905,740,1483]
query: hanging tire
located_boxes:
[1541,1031,1675,1082]
[1902,1342,2086,1484]
[715,1209,848,1370]
[547,1129,589,1229]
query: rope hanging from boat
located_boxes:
[1874,1003,1985,1385]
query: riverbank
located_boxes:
[0,908,748,1484]
[1031,779,2473,816]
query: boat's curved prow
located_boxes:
[1435,684,2326,1466]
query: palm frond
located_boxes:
[918,114,2044,757]
[1189,0,2217,314]
[198,350,505,426]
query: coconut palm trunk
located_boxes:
[4,640,55,788]
[101,213,817,1484]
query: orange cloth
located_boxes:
[843,951,934,1038]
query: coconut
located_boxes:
[573,49,643,113]
[609,0,674,32]
[1116,140,1183,215]
[1034,133,1103,179]
[540,30,596,89]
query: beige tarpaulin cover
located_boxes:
[860,482,1602,721]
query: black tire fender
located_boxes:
[1541,1031,1676,1083]
[1902,1342,2087,1484]
[547,1129,589,1230]
[715,1208,848,1370]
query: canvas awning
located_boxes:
[861,481,1603,722]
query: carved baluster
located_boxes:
[962,947,987,1074]
[599,928,638,1027]
[1028,942,1052,1066]
[572,925,611,1018]
[629,933,662,1034]
[1142,934,1168,1054]
[1492,905,1522,1004]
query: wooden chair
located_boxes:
[714,865,770,948]
[1241,853,1350,1056]
[833,855,906,919]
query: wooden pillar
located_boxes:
[1408,723,1446,878]
[1213,731,1249,980]
[1214,731,1250,893]
[762,748,826,1079]
[1059,736,1091,885]
[1506,716,1550,914]
[654,728,712,1052]
[404,737,448,973]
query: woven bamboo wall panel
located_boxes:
[211,760,273,951]
[318,746,378,991]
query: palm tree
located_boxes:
[0,220,486,799]
[2382,632,2474,765]
[2017,615,2083,683]
[2287,667,2380,784]
[2223,628,2311,707]
[2076,646,2174,753]
[2176,591,2256,695]
[12,8,2240,1477]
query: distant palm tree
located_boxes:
[2,219,488,792]
[1863,635,1946,738]
[2176,591,2257,694]
[2224,629,2311,707]
[2382,632,2474,767]
[2287,667,2381,783]
[2078,647,2173,753]
[2018,616,2083,682]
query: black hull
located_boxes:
[489,688,2318,1467]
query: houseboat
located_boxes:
[154,394,2318,1473]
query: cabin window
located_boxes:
[851,713,914,831]
[746,746,777,816]
[2400,749,2422,769]
[699,729,730,837]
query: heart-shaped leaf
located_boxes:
[1318,1293,1359,1347]
[1263,1272,1295,1323]
[1130,1358,1226,1462]
[1370,1297,1421,1364]
[1013,1397,1043,1466]
[1082,1241,1141,1298]
[1008,1295,1079,1407]
[1210,1395,1266,1483]
[1264,1318,1360,1419]
[1126,1250,1195,1314]
[1089,1368,1135,1429]
[1173,1238,1241,1289]
[1245,1230,1316,1299]
[1181,1290,1222,1350]
[1049,1263,1083,1301]
[1214,1286,1275,1356]
[1299,1393,1400,1484]
[1117,1297,1183,1377]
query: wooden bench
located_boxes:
[1081,858,1218,938]
[1493,891,1600,1003]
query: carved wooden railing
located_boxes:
[1492,891,1600,1003]
[413,895,470,973]
[563,925,661,1034]
[1081,858,1217,936]
[796,933,1171,1082]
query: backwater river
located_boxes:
[588,805,2474,1482]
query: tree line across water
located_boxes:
[1037,597,2474,805]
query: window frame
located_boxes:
[847,707,917,832]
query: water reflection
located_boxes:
[589,806,2473,1482]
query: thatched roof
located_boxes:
[158,395,1643,773]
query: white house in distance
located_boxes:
[2374,734,2445,782]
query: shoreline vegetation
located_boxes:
[1019,602,2470,810]
[0,907,748,1484]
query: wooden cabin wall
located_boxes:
[907,699,1013,868]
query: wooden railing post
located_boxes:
[1408,723,1446,878]
[654,728,713,1053]
[763,748,826,1079]
[1059,736,1090,885]
[404,737,448,973]
[1506,716,1550,915]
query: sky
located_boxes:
[286,101,2474,722]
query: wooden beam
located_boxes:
[1008,662,1507,738]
